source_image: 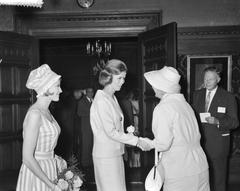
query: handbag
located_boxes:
[145,149,164,191]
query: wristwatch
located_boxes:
[77,0,94,8]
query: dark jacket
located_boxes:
[192,87,239,158]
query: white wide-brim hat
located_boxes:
[144,66,181,93]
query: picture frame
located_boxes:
[187,55,232,103]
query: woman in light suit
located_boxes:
[144,66,210,191]
[90,59,151,191]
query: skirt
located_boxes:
[163,170,210,191]
[93,155,126,191]
[16,152,57,191]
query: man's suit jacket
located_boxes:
[77,95,93,166]
[120,98,134,129]
[77,96,91,117]
[193,87,239,158]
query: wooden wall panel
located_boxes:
[0,143,12,170]
[0,105,14,133]
[16,104,29,132]
[0,67,13,95]
[0,141,22,170]
[0,31,37,171]
[15,67,30,96]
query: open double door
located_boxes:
[0,22,177,172]
[138,22,177,169]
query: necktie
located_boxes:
[205,91,211,112]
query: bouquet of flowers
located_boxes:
[55,155,85,191]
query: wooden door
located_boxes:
[138,22,177,169]
[0,31,38,171]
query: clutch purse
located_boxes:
[145,150,164,191]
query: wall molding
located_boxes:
[14,10,162,38]
[178,25,240,38]
[177,25,240,55]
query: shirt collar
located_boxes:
[86,96,92,102]
[206,86,218,95]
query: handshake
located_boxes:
[127,125,154,151]
[136,137,154,151]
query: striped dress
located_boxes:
[16,109,60,191]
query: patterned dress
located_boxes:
[16,108,60,191]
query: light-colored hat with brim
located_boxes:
[26,64,61,97]
[144,66,181,93]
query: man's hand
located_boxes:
[205,116,219,125]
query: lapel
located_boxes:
[105,92,123,128]
[84,96,91,106]
[199,89,206,112]
[208,87,221,114]
[101,90,123,119]
[112,96,123,119]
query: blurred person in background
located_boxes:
[77,87,94,169]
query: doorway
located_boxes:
[39,36,142,183]
[40,37,139,94]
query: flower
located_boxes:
[73,175,83,188]
[127,125,135,134]
[65,170,74,180]
[55,155,85,191]
[72,188,80,191]
[57,179,69,190]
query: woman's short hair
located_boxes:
[99,59,127,86]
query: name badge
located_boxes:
[218,107,226,113]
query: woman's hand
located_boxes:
[53,184,62,191]
[136,137,154,151]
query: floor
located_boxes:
[0,169,239,191]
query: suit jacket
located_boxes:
[77,95,92,140]
[77,95,93,166]
[192,87,239,158]
[120,98,134,129]
[77,96,91,117]
[90,90,138,158]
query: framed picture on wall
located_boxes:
[187,55,232,103]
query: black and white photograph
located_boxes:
[0,1,240,191]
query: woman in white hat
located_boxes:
[144,66,210,191]
[16,64,63,191]
[90,59,152,191]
